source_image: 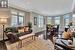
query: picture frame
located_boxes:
[34,17,37,25]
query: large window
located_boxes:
[11,10,24,26]
[38,15,44,27]
[11,15,18,26]
[18,12,24,26]
[72,14,75,26]
[47,17,51,24]
[55,17,60,25]
[64,15,69,26]
[65,19,69,26]
[18,16,23,26]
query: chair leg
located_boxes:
[32,36,33,40]
[34,35,36,40]
[32,35,35,40]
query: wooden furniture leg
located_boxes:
[19,40,22,48]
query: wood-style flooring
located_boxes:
[19,37,54,50]
[0,37,54,50]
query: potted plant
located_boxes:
[28,22,32,33]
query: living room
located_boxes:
[0,0,75,50]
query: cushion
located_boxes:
[24,27,29,32]
[18,28,24,33]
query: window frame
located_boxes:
[38,15,44,28]
[11,11,24,26]
[18,15,24,26]
[47,17,52,24]
[64,14,70,26]
[55,17,60,25]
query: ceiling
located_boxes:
[9,0,73,16]
[0,8,10,18]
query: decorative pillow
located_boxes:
[18,28,24,33]
[24,27,29,32]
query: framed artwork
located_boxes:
[34,17,37,25]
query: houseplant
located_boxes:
[28,22,32,33]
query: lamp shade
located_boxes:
[0,18,7,24]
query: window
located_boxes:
[38,15,44,27]
[18,16,23,26]
[11,10,24,26]
[11,15,18,26]
[72,14,75,25]
[47,17,51,24]
[65,19,69,26]
[55,17,60,25]
[64,15,69,26]
[18,12,24,26]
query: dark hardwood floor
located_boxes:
[0,41,7,50]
